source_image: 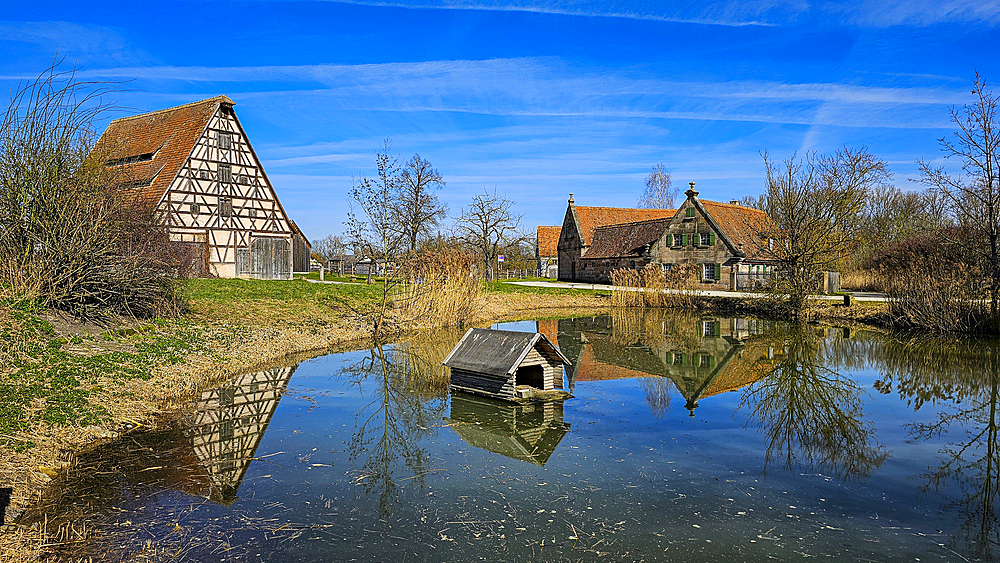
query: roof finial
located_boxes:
[685,182,698,198]
[568,193,575,205]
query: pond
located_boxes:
[19,310,1000,562]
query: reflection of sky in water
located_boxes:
[24,315,996,562]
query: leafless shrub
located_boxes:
[0,64,183,318]
[875,231,991,332]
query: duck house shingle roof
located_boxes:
[442,328,571,378]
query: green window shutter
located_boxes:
[713,321,721,338]
[669,234,676,246]
[709,355,716,368]
[682,233,688,246]
[686,207,695,217]
[709,232,716,245]
[697,263,703,279]
[714,263,721,280]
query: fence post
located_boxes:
[320,265,324,281]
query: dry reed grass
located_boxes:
[396,249,485,329]
[609,264,701,309]
[840,269,883,292]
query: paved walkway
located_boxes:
[503,280,888,302]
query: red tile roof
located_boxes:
[573,206,675,246]
[699,200,773,259]
[94,96,233,203]
[583,218,671,260]
[537,226,560,258]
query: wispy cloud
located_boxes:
[72,58,964,129]
[0,20,144,65]
[294,0,1000,27]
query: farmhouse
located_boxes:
[95,96,307,279]
[557,184,773,290]
[443,328,571,402]
[536,225,560,278]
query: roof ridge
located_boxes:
[575,205,675,211]
[592,217,672,229]
[109,95,234,124]
[701,199,765,213]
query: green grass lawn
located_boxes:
[486,280,611,297]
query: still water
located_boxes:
[21,310,1000,561]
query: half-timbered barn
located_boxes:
[95,96,305,279]
[443,328,571,402]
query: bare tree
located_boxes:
[638,163,677,209]
[751,147,890,315]
[312,234,347,261]
[345,141,404,336]
[917,73,1000,324]
[454,188,523,278]
[393,154,447,252]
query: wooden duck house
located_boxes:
[442,328,571,401]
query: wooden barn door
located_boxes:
[251,237,291,280]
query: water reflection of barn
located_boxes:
[448,393,570,466]
[184,365,296,503]
[539,316,774,415]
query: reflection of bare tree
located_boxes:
[874,335,1000,560]
[740,324,887,479]
[640,377,672,417]
[342,340,447,518]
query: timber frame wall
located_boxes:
[157,104,293,279]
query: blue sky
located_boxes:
[2,1,998,239]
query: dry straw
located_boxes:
[609,263,700,309]
[395,249,486,329]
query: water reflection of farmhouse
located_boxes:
[539,313,778,415]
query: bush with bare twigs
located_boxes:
[609,263,700,309]
[873,231,991,332]
[0,65,184,318]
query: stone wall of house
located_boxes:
[557,205,584,281]
[651,197,739,290]
[575,257,652,284]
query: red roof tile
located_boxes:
[94,96,233,203]
[573,206,675,246]
[699,200,773,259]
[537,226,560,258]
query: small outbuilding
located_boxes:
[443,328,572,402]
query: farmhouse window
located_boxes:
[219,197,233,218]
[190,203,200,216]
[218,163,232,183]
[686,207,695,217]
[661,263,673,274]
[672,353,684,365]
[703,263,720,280]
[218,132,232,150]
[199,169,210,180]
[699,354,711,367]
[248,208,257,218]
[700,233,711,246]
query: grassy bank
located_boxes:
[0,277,608,561]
